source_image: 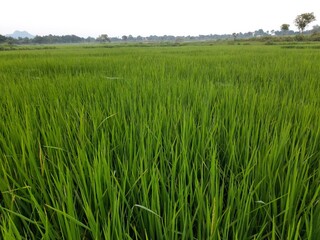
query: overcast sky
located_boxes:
[1,0,319,38]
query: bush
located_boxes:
[310,33,320,41]
[294,35,304,41]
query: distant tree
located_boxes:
[128,35,134,41]
[281,24,290,31]
[0,34,7,43]
[175,36,183,44]
[32,36,43,44]
[86,37,96,42]
[232,33,238,41]
[294,12,316,33]
[46,34,56,44]
[122,35,128,41]
[6,37,15,46]
[254,29,267,37]
[312,25,320,33]
[97,34,110,43]
[17,37,30,44]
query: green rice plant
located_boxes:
[0,43,320,239]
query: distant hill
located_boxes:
[6,30,34,39]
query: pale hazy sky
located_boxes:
[1,0,319,37]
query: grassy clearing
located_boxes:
[0,44,320,239]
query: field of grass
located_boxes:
[0,44,320,239]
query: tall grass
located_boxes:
[0,44,320,239]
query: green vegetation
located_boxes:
[0,44,320,239]
[295,12,316,34]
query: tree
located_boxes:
[232,33,237,41]
[254,29,268,37]
[128,35,134,41]
[97,34,110,43]
[281,24,290,31]
[122,35,128,41]
[0,34,7,43]
[6,37,15,46]
[312,25,320,34]
[294,12,316,33]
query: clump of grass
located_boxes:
[0,44,320,239]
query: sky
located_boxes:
[1,0,320,38]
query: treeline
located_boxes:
[1,26,320,45]
[59,27,320,43]
[0,34,96,45]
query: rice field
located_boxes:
[0,43,320,239]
